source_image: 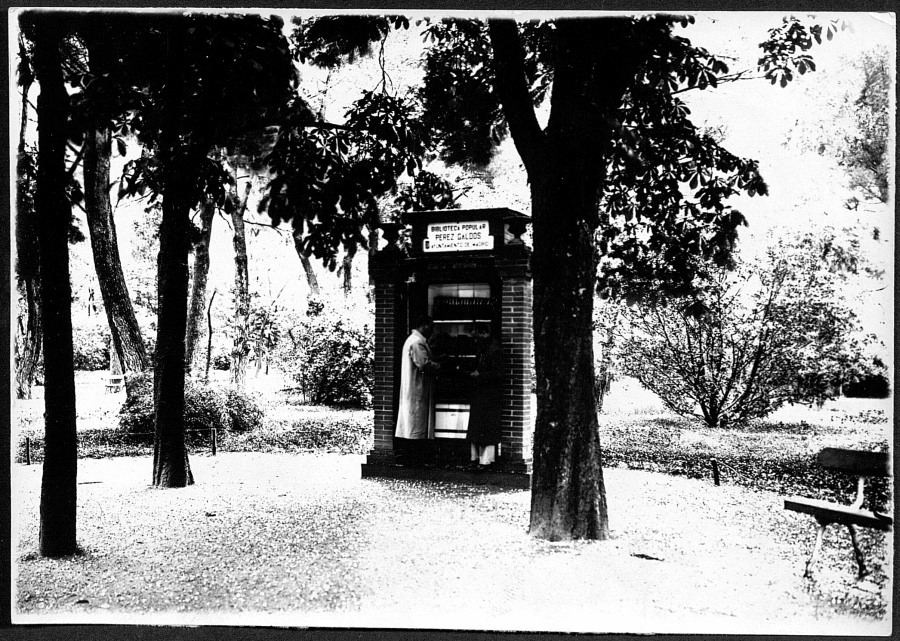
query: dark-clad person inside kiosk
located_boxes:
[465,323,503,468]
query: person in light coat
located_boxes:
[395,317,441,450]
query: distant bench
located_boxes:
[784,447,892,578]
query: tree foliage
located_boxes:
[840,47,891,203]
[391,170,460,214]
[417,17,779,303]
[617,232,877,427]
[420,20,507,166]
[259,89,431,270]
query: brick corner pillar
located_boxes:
[365,251,402,468]
[496,251,533,475]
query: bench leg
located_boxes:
[846,524,867,579]
[804,521,828,578]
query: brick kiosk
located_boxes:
[361,208,533,488]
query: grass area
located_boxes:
[11,372,893,627]
[599,377,892,505]
[15,373,891,504]
[14,379,372,463]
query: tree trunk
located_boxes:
[230,180,252,391]
[594,310,618,413]
[184,197,215,373]
[204,289,217,383]
[528,169,609,541]
[367,224,378,289]
[15,277,42,400]
[83,124,149,373]
[15,60,41,400]
[488,18,642,540]
[152,25,195,488]
[32,18,79,556]
[152,159,195,487]
[341,243,356,296]
[294,236,320,296]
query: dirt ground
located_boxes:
[11,452,891,634]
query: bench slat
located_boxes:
[784,496,893,531]
[817,447,891,477]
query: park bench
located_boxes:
[784,447,892,578]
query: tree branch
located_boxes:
[487,18,546,175]
[65,144,85,179]
[670,69,763,95]
[244,219,287,234]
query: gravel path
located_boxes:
[12,452,891,634]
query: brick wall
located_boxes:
[497,256,533,471]
[369,256,401,463]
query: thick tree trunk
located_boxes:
[152,25,195,488]
[32,19,78,556]
[487,18,644,540]
[83,124,149,373]
[230,180,252,391]
[528,170,609,541]
[152,160,195,487]
[15,68,41,400]
[294,236,320,296]
[184,197,215,373]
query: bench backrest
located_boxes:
[818,447,891,477]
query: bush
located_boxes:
[844,374,890,398]
[224,388,264,432]
[118,372,264,443]
[212,353,231,371]
[119,372,155,439]
[72,322,110,371]
[275,300,374,408]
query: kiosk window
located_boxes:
[427,283,491,337]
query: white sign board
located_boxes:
[423,221,493,252]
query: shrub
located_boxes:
[224,388,264,432]
[72,322,110,371]
[844,373,890,398]
[119,372,155,439]
[185,383,229,436]
[212,352,231,371]
[118,372,263,443]
[275,300,374,408]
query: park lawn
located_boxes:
[14,372,892,502]
[598,377,892,502]
[13,371,374,462]
[12,372,893,627]
[11,452,892,631]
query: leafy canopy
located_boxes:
[411,15,837,300]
